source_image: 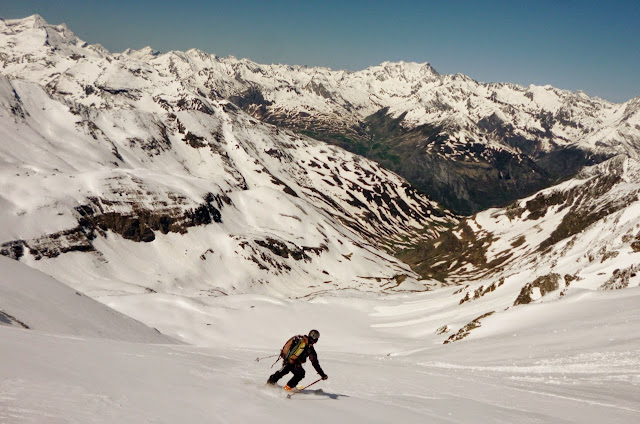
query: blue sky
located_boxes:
[1,0,638,102]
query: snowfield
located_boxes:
[1,14,640,424]
[1,257,639,423]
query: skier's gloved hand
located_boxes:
[321,374,328,380]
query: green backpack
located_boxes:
[281,335,308,364]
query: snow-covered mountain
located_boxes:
[0,15,454,300]
[2,13,639,313]
[235,64,639,213]
[61,28,638,215]
[1,14,639,305]
[1,15,639,422]
[217,56,639,214]
[398,154,640,331]
[2,234,639,423]
[3,15,639,215]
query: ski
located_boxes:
[285,377,324,398]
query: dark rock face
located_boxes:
[183,131,207,148]
[443,311,495,344]
[76,193,228,243]
[393,142,550,215]
[534,147,611,182]
[237,237,329,274]
[0,240,26,260]
[505,172,632,251]
[458,278,506,305]
[229,86,273,118]
[514,274,562,305]
[10,225,110,261]
[0,310,30,329]
[601,265,639,290]
[0,193,231,261]
[0,228,96,261]
[254,237,310,261]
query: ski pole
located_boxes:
[286,378,323,399]
[255,354,279,362]
[270,356,281,368]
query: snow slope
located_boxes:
[0,255,174,343]
[0,257,638,423]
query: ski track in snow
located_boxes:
[2,274,640,424]
[3,330,636,424]
[412,366,640,415]
[1,256,640,422]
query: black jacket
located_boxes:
[291,337,325,377]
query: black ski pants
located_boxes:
[268,363,305,387]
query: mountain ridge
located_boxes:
[1,15,639,423]
[4,14,637,214]
[0,20,455,300]
[1,14,639,301]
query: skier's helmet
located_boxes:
[308,329,320,343]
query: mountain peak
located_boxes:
[22,14,48,28]
[122,46,160,60]
[376,60,440,76]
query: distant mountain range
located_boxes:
[4,16,640,216]
[1,15,639,306]
[216,56,640,215]
[223,60,640,214]
[0,15,455,299]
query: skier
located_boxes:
[267,329,328,391]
